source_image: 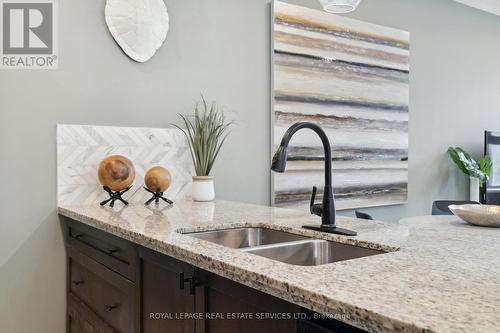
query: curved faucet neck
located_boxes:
[278,122,332,186]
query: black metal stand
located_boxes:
[144,187,173,206]
[100,186,132,207]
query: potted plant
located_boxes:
[448,147,492,202]
[174,97,232,202]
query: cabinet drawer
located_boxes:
[66,219,136,281]
[69,247,136,333]
[68,293,117,333]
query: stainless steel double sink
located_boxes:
[183,227,385,266]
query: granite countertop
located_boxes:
[58,200,500,333]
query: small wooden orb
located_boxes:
[145,166,172,193]
[98,155,136,191]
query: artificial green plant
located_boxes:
[174,96,233,177]
[448,147,492,188]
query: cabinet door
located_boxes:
[140,248,197,333]
[197,269,299,333]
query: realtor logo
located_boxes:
[1,0,58,69]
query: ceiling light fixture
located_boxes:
[318,0,361,13]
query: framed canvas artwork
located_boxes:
[272,1,410,210]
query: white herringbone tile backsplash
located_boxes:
[57,124,194,205]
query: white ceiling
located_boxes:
[455,0,500,16]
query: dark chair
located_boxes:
[431,200,479,215]
[484,131,500,204]
[355,210,374,220]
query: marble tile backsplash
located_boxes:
[57,124,194,205]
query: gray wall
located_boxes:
[1,0,500,331]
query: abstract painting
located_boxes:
[272,1,410,210]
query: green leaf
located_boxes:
[448,147,493,186]
[448,147,471,176]
[171,95,233,176]
[478,155,492,177]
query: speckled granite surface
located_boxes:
[58,200,500,333]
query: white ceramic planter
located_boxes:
[470,176,480,202]
[192,176,215,202]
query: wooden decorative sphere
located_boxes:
[98,155,136,191]
[145,166,172,193]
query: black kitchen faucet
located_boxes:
[271,122,357,236]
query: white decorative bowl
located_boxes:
[449,204,500,227]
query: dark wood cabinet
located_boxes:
[140,260,300,333]
[196,269,299,333]
[139,247,197,333]
[63,218,139,333]
[68,247,136,333]
[63,218,366,333]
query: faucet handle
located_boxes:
[310,186,323,216]
[310,186,317,209]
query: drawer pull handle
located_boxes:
[179,272,198,295]
[73,233,84,239]
[107,248,119,255]
[72,280,84,286]
[105,304,119,312]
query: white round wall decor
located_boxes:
[105,0,169,63]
